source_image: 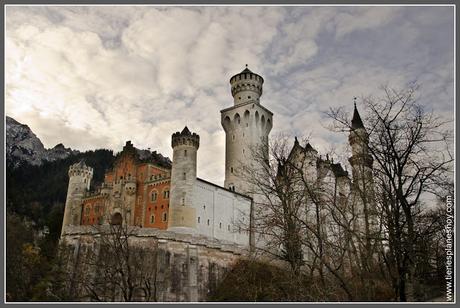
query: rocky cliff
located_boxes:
[6,116,79,167]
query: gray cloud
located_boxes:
[6,6,454,185]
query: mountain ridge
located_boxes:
[6,116,79,167]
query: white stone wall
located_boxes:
[221,102,273,194]
[61,163,93,235]
[168,137,199,231]
[191,179,251,246]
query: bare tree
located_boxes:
[63,222,160,302]
[327,85,453,301]
[239,136,378,300]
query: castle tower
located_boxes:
[168,127,200,233]
[348,102,373,192]
[348,102,377,236]
[221,66,273,194]
[61,160,93,236]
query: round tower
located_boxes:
[61,160,93,236]
[348,102,373,180]
[230,64,264,106]
[168,126,200,233]
[221,66,273,194]
[348,102,378,235]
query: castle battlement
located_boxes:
[171,126,200,149]
[68,160,93,177]
[229,66,264,106]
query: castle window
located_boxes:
[183,172,186,180]
[198,217,201,223]
[238,119,240,124]
[203,205,206,210]
[232,135,235,141]
[238,97,241,100]
[161,205,164,209]
[155,206,157,210]
[151,191,158,202]
[248,96,251,99]
[228,225,230,231]
[207,219,210,226]
[151,214,155,224]
[219,222,222,229]
[243,149,245,154]
[181,197,185,206]
[163,190,170,199]
[231,167,233,173]
[184,150,187,157]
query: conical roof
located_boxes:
[240,67,253,74]
[181,126,191,135]
[351,102,365,129]
[229,65,264,83]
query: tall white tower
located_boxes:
[221,66,273,194]
[168,126,200,233]
[61,160,93,236]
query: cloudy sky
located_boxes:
[6,5,454,185]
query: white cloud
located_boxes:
[5,6,454,184]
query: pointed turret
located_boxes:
[351,102,365,129]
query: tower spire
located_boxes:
[351,98,364,129]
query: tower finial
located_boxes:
[245,64,248,68]
[353,97,357,108]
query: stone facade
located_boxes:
[61,226,247,302]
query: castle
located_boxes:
[60,67,375,301]
[61,66,277,245]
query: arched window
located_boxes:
[150,214,155,224]
[198,217,201,223]
[163,189,170,199]
[162,212,167,222]
[151,190,158,202]
[184,149,187,157]
[234,113,241,125]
